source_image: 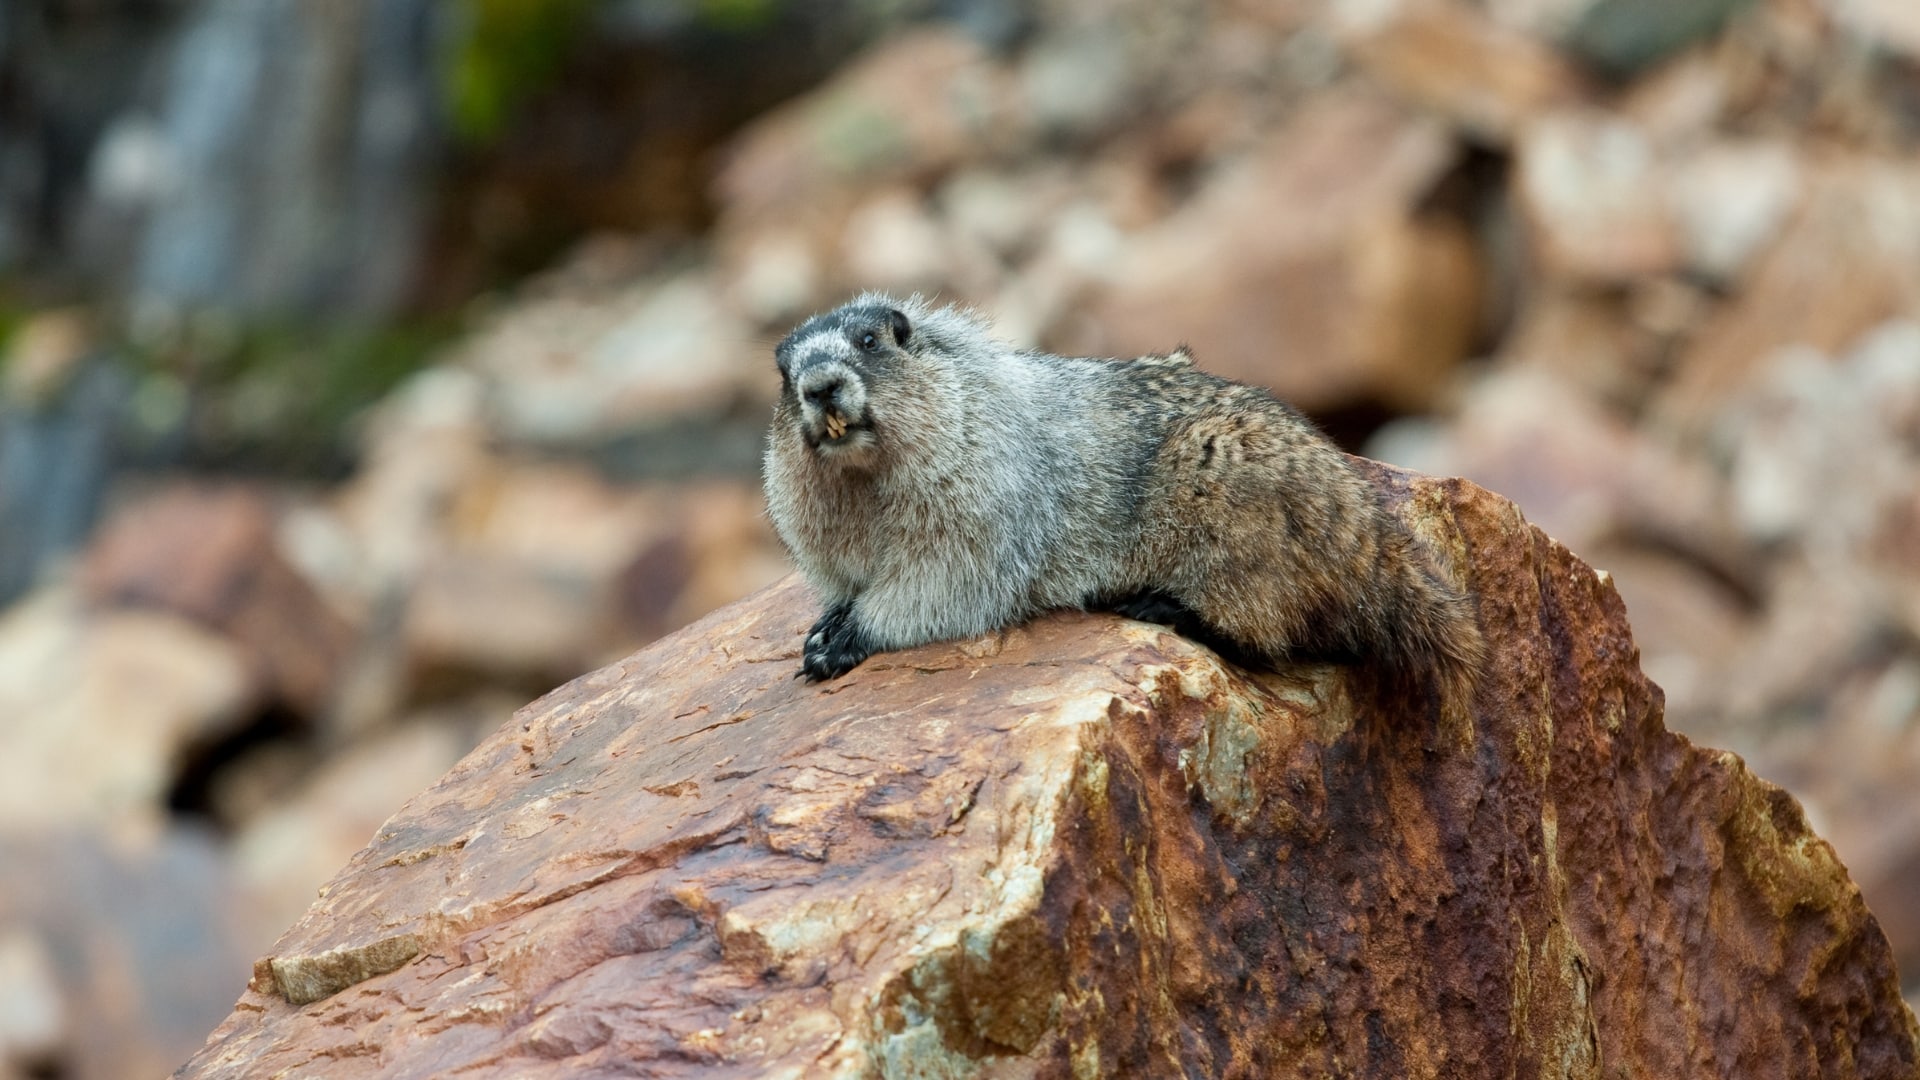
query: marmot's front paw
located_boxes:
[802,602,871,681]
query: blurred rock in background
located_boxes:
[1,0,1919,1074]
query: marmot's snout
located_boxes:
[794,361,871,452]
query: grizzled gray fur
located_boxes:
[762,294,1485,701]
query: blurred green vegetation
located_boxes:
[446,0,785,143]
[698,0,780,31]
[0,304,30,375]
[447,0,600,143]
[142,317,462,474]
[0,303,452,475]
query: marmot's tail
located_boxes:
[1383,534,1487,712]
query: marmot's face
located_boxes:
[773,301,913,468]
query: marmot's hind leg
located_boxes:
[1143,402,1387,669]
[1102,588,1266,669]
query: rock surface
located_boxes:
[175,469,1917,1079]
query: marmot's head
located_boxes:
[772,296,915,469]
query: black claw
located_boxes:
[801,601,872,681]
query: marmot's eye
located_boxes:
[859,332,877,351]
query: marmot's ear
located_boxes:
[888,307,912,348]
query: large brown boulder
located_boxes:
[174,467,1917,1079]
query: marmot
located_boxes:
[762,294,1485,703]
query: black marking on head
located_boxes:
[773,335,798,391]
[839,302,897,354]
[776,298,913,405]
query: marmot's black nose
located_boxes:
[802,375,844,408]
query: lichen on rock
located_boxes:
[258,933,422,1007]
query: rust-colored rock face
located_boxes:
[175,469,1917,1079]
